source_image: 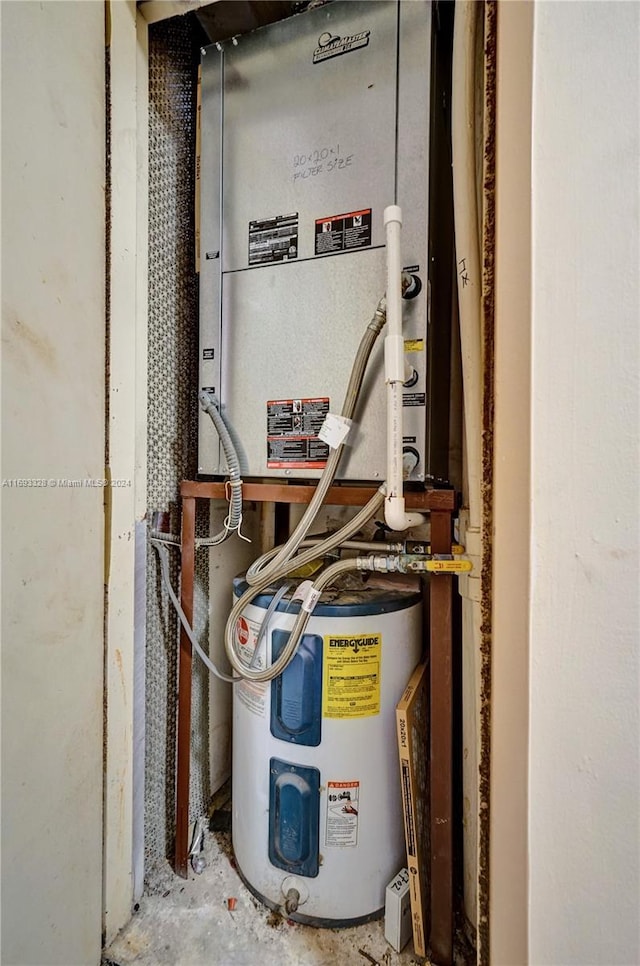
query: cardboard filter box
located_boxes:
[396,661,430,958]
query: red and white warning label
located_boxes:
[315,208,372,256]
[267,397,330,469]
[234,615,267,717]
[325,780,360,848]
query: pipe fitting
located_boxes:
[356,553,401,573]
[384,495,426,533]
[282,888,300,916]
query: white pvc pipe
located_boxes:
[383,206,426,532]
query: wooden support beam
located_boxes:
[180,479,457,511]
[429,509,454,964]
[174,495,196,878]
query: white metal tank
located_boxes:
[231,575,422,925]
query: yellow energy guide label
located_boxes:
[322,633,382,718]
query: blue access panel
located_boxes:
[269,758,320,877]
[270,631,322,746]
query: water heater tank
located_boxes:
[231,576,422,925]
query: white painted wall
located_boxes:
[0,3,105,964]
[103,0,149,941]
[529,3,640,963]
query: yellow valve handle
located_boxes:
[425,558,473,574]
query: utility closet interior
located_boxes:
[3,0,638,965]
[122,1,489,963]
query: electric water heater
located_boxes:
[231,577,422,924]
[198,0,439,482]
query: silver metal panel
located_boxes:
[397,0,431,268]
[198,52,224,471]
[220,1,397,271]
[220,249,381,479]
[199,0,432,481]
[218,250,430,481]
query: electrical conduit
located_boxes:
[199,390,244,543]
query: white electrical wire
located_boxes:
[250,581,292,670]
[153,540,239,683]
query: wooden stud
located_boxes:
[429,509,454,964]
[174,496,196,878]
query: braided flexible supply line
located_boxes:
[247,536,404,572]
[276,556,366,663]
[224,489,385,682]
[245,298,387,586]
[232,551,397,685]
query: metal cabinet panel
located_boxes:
[199,1,433,481]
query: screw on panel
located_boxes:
[200,47,207,57]
[232,36,239,46]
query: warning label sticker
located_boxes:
[322,633,381,718]
[402,392,426,408]
[326,780,360,848]
[315,209,372,256]
[404,339,424,353]
[267,397,330,469]
[234,616,267,717]
[249,212,298,266]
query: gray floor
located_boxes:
[104,830,425,966]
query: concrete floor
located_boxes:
[104,829,427,966]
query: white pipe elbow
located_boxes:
[384,495,426,533]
